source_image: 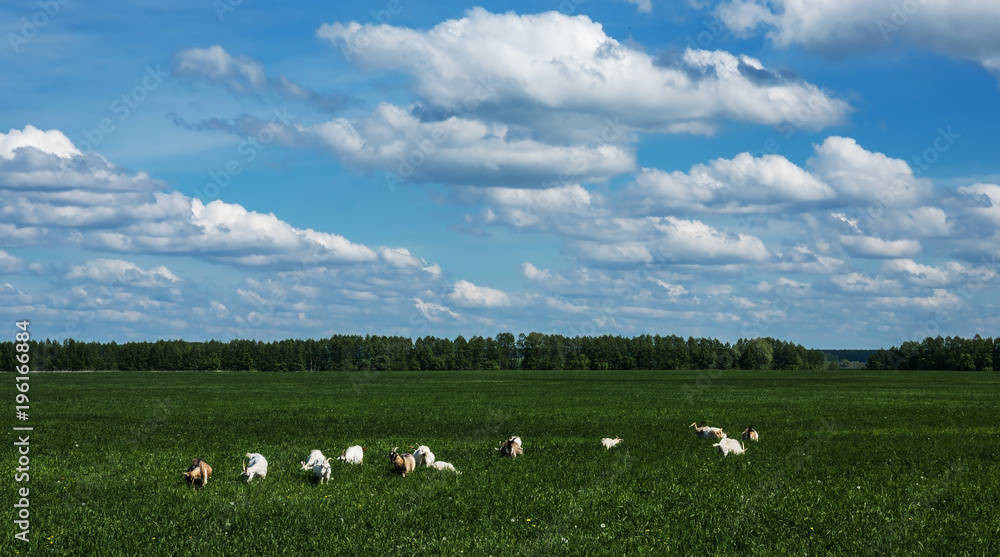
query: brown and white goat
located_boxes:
[498,436,523,458]
[184,458,213,487]
[690,421,725,440]
[741,427,759,442]
[389,447,416,477]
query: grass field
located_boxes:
[9,369,1000,555]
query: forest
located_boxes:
[5,333,997,373]
[864,335,997,371]
[2,333,832,372]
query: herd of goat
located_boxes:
[183,425,758,487]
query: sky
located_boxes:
[1,0,998,348]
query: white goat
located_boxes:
[741,427,759,442]
[427,461,460,474]
[312,458,333,484]
[601,437,622,450]
[690,421,725,440]
[301,449,326,471]
[713,436,746,457]
[412,445,436,467]
[337,445,365,464]
[242,452,268,482]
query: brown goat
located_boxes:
[184,458,213,487]
[388,447,416,477]
[741,427,759,442]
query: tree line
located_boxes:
[865,335,998,371]
[6,333,994,372]
[3,333,829,372]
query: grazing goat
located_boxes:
[242,453,268,482]
[741,427,759,442]
[427,461,461,474]
[601,437,623,450]
[412,445,436,467]
[497,436,524,458]
[337,445,366,464]
[184,458,213,488]
[313,458,333,484]
[301,449,326,471]
[690,421,725,440]
[713,437,746,457]
[389,447,416,477]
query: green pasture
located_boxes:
[6,369,1000,555]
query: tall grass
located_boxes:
[10,369,1000,555]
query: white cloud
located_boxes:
[65,259,180,287]
[651,217,770,262]
[414,297,460,322]
[832,272,899,293]
[474,184,604,228]
[957,183,1000,226]
[873,288,962,310]
[521,263,571,288]
[0,126,390,267]
[172,45,347,112]
[305,103,633,187]
[882,258,996,287]
[0,250,24,273]
[808,136,931,206]
[318,8,849,140]
[0,125,80,159]
[447,279,511,308]
[629,151,834,213]
[840,234,921,259]
[622,0,653,13]
[712,0,1000,82]
[380,247,422,268]
[653,279,689,297]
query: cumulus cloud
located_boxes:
[65,259,180,287]
[0,125,81,159]
[628,152,834,213]
[711,0,1000,82]
[317,8,849,140]
[808,136,931,206]
[0,250,24,274]
[172,45,349,112]
[304,103,633,187]
[624,136,937,216]
[957,183,1000,226]
[882,258,997,287]
[0,125,394,268]
[832,272,899,293]
[447,279,511,308]
[570,216,770,265]
[840,234,921,259]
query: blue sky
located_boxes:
[2,0,998,348]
